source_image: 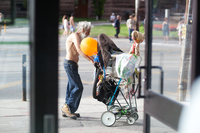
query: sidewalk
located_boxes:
[0,96,181,133]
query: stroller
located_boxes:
[92,34,140,127]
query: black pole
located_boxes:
[144,0,153,132]
[29,0,59,132]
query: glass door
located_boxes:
[138,0,193,132]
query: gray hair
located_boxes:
[76,21,93,32]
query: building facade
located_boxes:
[60,0,145,20]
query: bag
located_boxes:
[115,53,137,79]
[96,79,119,105]
[112,23,115,27]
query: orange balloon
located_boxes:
[81,37,98,56]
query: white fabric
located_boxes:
[64,19,68,31]
[126,19,135,29]
[177,23,184,33]
[110,15,115,21]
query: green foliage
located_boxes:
[92,0,106,19]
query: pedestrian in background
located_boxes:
[162,17,170,43]
[62,15,66,30]
[177,18,184,45]
[126,15,135,42]
[114,15,120,38]
[110,13,115,22]
[62,15,69,37]
[69,13,75,34]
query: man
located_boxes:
[126,15,135,42]
[114,15,120,38]
[69,13,75,34]
[110,13,115,22]
[61,21,94,120]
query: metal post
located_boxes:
[22,54,26,101]
[178,25,192,101]
[135,0,140,31]
[165,9,170,18]
[165,9,170,23]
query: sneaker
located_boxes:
[62,112,80,118]
[61,104,77,120]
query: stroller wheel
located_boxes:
[132,113,139,121]
[127,117,135,125]
[101,111,116,127]
[107,105,122,120]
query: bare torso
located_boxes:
[65,33,81,63]
[70,16,74,27]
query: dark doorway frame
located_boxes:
[29,0,59,133]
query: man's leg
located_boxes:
[63,60,83,113]
[66,67,83,113]
[62,60,83,119]
[116,28,120,38]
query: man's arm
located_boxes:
[73,33,94,64]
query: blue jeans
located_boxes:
[128,29,134,41]
[64,59,83,113]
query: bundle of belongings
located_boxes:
[93,33,123,104]
[93,32,145,104]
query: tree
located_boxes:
[92,0,106,20]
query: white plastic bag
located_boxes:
[115,53,137,79]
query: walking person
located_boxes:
[62,15,69,37]
[162,18,170,43]
[114,15,120,38]
[126,15,135,42]
[69,13,75,34]
[61,21,94,120]
[62,15,66,30]
[177,18,184,45]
